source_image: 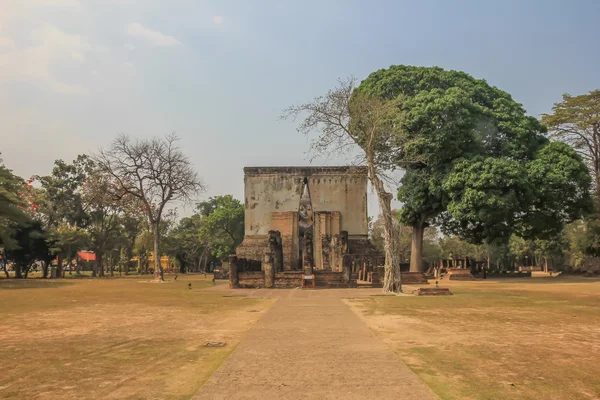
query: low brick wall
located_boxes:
[274,272,303,288]
[238,271,265,288]
[237,271,303,288]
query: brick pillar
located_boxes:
[342,254,352,283]
[264,253,275,288]
[229,255,239,288]
[274,232,284,272]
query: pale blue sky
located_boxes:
[1,0,598,217]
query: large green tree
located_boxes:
[164,214,204,273]
[5,219,50,278]
[442,142,591,242]
[81,170,126,277]
[356,65,576,272]
[0,163,28,251]
[198,195,244,261]
[36,155,93,277]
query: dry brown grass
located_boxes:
[0,275,274,400]
[346,277,600,400]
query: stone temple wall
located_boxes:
[243,166,368,238]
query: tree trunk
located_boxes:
[14,263,23,279]
[153,226,164,281]
[56,254,63,279]
[2,260,9,278]
[370,176,401,293]
[410,221,425,273]
[42,260,49,279]
[96,253,104,277]
[544,257,549,273]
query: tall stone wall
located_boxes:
[243,166,368,238]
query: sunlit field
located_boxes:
[346,277,600,400]
[0,274,274,400]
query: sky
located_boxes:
[1,0,599,218]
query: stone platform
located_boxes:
[413,287,453,296]
[443,268,477,281]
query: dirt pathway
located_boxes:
[194,288,438,399]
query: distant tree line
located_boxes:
[0,134,245,280]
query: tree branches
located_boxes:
[95,133,205,280]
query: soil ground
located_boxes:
[3,275,599,400]
[0,275,274,400]
[346,277,600,400]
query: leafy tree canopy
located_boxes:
[357,65,591,257]
[0,164,29,250]
[356,65,547,228]
[198,195,244,260]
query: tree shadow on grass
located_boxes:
[0,279,75,290]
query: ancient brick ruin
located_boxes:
[229,166,383,288]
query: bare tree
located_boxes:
[542,90,600,205]
[282,77,405,293]
[95,133,205,281]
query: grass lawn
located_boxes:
[0,274,274,400]
[346,277,600,400]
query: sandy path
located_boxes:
[194,288,438,399]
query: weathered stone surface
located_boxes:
[268,231,283,272]
[274,272,302,288]
[238,271,265,288]
[234,166,382,288]
[193,291,439,400]
[413,287,453,296]
[263,254,274,288]
[243,166,368,237]
[443,268,477,281]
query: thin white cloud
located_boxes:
[212,16,224,25]
[126,23,181,46]
[31,0,81,6]
[0,24,90,93]
[124,43,135,51]
[0,37,14,48]
[71,51,84,61]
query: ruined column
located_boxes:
[229,255,239,288]
[264,253,275,288]
[302,230,314,275]
[342,254,352,283]
[269,231,283,272]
